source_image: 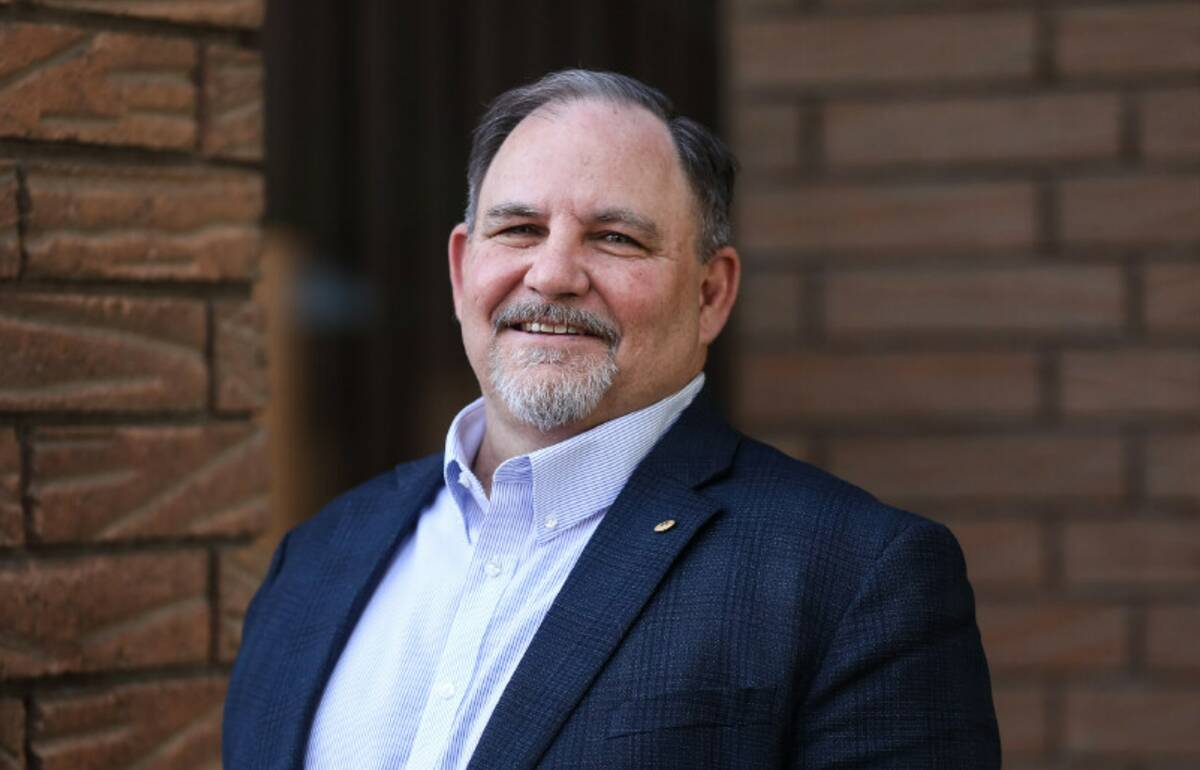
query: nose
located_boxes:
[523,234,590,298]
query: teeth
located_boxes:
[518,322,581,335]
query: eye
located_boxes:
[490,223,544,246]
[597,231,645,251]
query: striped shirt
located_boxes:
[304,373,705,769]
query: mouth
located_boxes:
[492,301,620,347]
[514,321,587,336]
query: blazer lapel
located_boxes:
[468,396,740,770]
[280,455,444,768]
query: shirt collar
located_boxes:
[443,373,705,538]
[443,399,490,529]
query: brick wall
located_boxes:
[0,1,266,767]
[729,0,1199,767]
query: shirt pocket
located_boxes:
[605,686,777,739]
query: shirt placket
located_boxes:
[404,475,532,769]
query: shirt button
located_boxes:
[434,681,456,700]
[457,475,471,489]
[543,515,558,530]
[484,560,502,577]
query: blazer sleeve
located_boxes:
[240,529,291,637]
[796,518,1001,769]
[222,529,292,768]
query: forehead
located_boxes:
[477,99,695,232]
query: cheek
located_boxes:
[602,265,697,345]
[464,255,524,321]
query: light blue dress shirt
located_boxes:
[305,374,705,769]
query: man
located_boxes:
[224,70,1000,769]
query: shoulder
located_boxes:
[700,433,964,607]
[715,434,942,547]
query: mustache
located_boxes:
[492,301,621,346]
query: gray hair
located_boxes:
[465,69,738,260]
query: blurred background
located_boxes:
[0,0,1197,767]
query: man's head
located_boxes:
[449,70,740,438]
[464,70,737,262]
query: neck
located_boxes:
[468,370,704,495]
[470,403,590,496]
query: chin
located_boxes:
[487,344,618,433]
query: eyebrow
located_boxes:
[592,208,661,242]
[483,202,542,222]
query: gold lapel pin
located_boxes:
[653,519,676,533]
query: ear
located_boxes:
[448,222,470,321]
[697,245,740,346]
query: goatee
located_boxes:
[487,301,620,432]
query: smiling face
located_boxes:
[449,98,739,442]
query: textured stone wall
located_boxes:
[729,0,1200,767]
[0,1,265,766]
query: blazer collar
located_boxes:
[467,389,740,769]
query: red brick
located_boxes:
[0,294,206,412]
[201,44,263,161]
[1058,3,1200,77]
[948,518,1045,587]
[0,551,208,677]
[24,164,263,282]
[736,270,803,339]
[215,299,268,411]
[993,685,1048,756]
[1060,175,1200,245]
[1147,606,1200,669]
[219,541,273,661]
[0,429,20,548]
[1080,175,1200,247]
[0,24,195,150]
[1066,686,1200,754]
[826,93,1120,167]
[734,101,801,169]
[1062,350,1200,416]
[30,424,268,543]
[740,352,1038,421]
[978,602,1128,671]
[734,12,1034,88]
[0,163,18,280]
[1147,434,1200,500]
[1065,520,1200,585]
[829,435,1125,501]
[1143,89,1200,159]
[1146,263,1200,332]
[37,0,263,28]
[0,697,22,770]
[826,265,1124,336]
[31,677,225,770]
[740,181,1035,253]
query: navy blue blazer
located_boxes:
[224,394,1000,769]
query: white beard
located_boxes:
[487,342,617,432]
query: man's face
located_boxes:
[449,99,738,434]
